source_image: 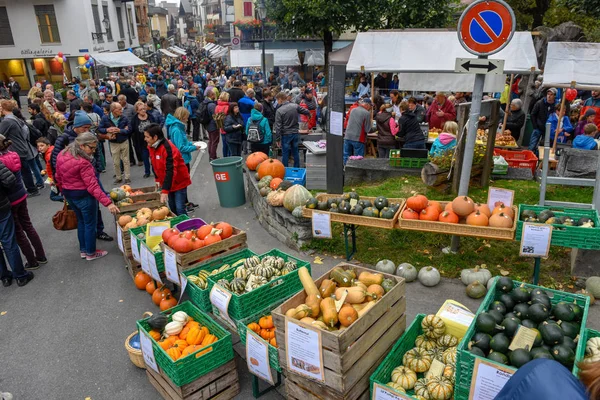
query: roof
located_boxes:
[230,49,301,67]
[179,0,192,15]
[148,6,168,15]
[543,42,600,90]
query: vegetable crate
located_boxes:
[389,151,428,168]
[115,199,164,215]
[493,149,538,175]
[285,167,307,187]
[237,298,289,372]
[182,248,258,312]
[272,263,406,397]
[146,359,239,400]
[123,253,142,281]
[574,328,600,376]
[302,194,405,229]
[515,205,600,250]
[137,301,234,387]
[128,215,190,271]
[492,155,509,175]
[161,226,247,272]
[209,249,311,322]
[112,186,160,205]
[397,202,518,241]
[116,211,181,259]
[454,279,590,400]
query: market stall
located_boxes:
[229,49,301,68]
[304,49,325,66]
[159,49,179,58]
[90,51,147,68]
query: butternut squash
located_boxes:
[367,284,385,299]
[339,303,358,327]
[285,307,298,319]
[353,281,368,291]
[305,294,321,318]
[320,297,339,327]
[357,300,377,318]
[335,286,368,304]
[312,320,329,330]
[319,279,337,298]
[298,267,320,297]
[285,305,312,320]
[358,271,384,286]
[300,317,315,324]
[352,303,370,313]
[330,267,353,287]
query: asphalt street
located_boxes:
[0,135,597,400]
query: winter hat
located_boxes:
[73,110,92,128]
[584,108,596,118]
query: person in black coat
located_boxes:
[223,103,245,156]
[161,85,179,117]
[503,98,526,141]
[398,103,426,149]
[228,81,245,104]
[129,102,157,178]
[528,88,558,153]
[261,90,276,129]
[28,104,50,137]
[119,81,139,106]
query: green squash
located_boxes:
[540,322,564,345]
[490,333,510,353]
[499,293,515,311]
[520,209,537,221]
[578,217,595,227]
[327,198,339,208]
[389,203,401,213]
[509,349,532,368]
[466,281,487,299]
[257,175,273,189]
[278,180,294,191]
[511,286,531,303]
[501,317,521,337]
[350,205,364,215]
[490,301,507,315]
[292,206,304,219]
[521,319,537,329]
[358,199,373,208]
[561,336,577,351]
[530,347,553,359]
[558,321,579,339]
[586,276,600,297]
[488,351,509,365]
[305,198,318,209]
[147,314,169,331]
[497,277,514,293]
[374,196,389,210]
[338,200,352,214]
[470,332,492,353]
[475,313,498,334]
[283,185,313,212]
[551,344,575,366]
[362,207,380,218]
[531,328,543,347]
[527,303,550,323]
[329,204,339,213]
[552,303,575,322]
[470,347,486,357]
[488,310,504,324]
[513,303,529,320]
[570,303,584,322]
[380,207,396,219]
[348,190,360,200]
[538,209,555,223]
[381,278,395,293]
[531,294,551,309]
[259,186,273,197]
[317,201,329,210]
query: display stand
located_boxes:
[251,372,281,398]
[344,224,357,261]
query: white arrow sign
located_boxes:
[455,58,505,75]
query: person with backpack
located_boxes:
[184,88,201,141]
[200,87,219,161]
[246,103,272,155]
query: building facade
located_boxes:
[0,0,140,90]
[134,0,151,46]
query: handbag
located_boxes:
[52,201,78,231]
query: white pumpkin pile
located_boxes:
[583,336,600,364]
[375,260,441,287]
[460,265,492,299]
[217,255,299,295]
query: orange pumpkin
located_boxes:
[259,316,274,329]
[196,224,213,240]
[171,235,192,253]
[190,237,205,250]
[167,346,182,361]
[492,203,514,219]
[159,335,177,350]
[146,280,157,295]
[452,196,475,217]
[134,272,152,290]
[152,286,172,306]
[246,152,269,171]
[186,327,207,346]
[179,322,200,340]
[270,337,277,347]
[260,329,276,340]
[201,334,218,346]
[428,200,443,214]
[181,344,204,358]
[445,202,454,212]
[438,210,459,224]
[489,212,513,228]
[149,330,162,341]
[402,208,420,220]
[269,178,283,190]
[474,203,491,217]
[173,339,189,351]
[257,158,285,180]
[406,194,429,212]
[466,210,489,226]
[247,322,261,334]
[160,294,178,311]
[204,230,222,245]
[420,205,440,221]
[215,222,233,239]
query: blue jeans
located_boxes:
[221,134,230,158]
[403,141,426,149]
[168,188,188,216]
[20,157,37,193]
[65,195,98,255]
[529,129,542,156]
[282,134,300,168]
[343,139,365,165]
[25,158,44,186]
[0,208,27,279]
[142,146,151,175]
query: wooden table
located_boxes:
[538,147,558,170]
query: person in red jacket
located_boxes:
[426,92,457,130]
[144,124,191,216]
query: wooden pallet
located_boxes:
[146,359,240,400]
[272,263,406,395]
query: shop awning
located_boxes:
[230,49,300,67]
[169,46,187,56]
[91,51,147,68]
[160,48,179,58]
[204,43,227,58]
[543,42,600,90]
[304,50,325,66]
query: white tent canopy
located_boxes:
[543,42,600,90]
[230,49,300,67]
[169,46,187,56]
[91,51,147,68]
[160,48,179,58]
[304,49,324,66]
[203,43,227,58]
[346,31,538,91]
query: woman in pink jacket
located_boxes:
[55,132,120,261]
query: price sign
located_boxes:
[487,187,514,211]
[312,211,332,239]
[372,383,412,400]
[140,331,159,373]
[246,330,274,385]
[163,247,180,285]
[509,325,537,351]
[131,235,141,262]
[117,228,124,252]
[469,358,514,400]
[210,284,234,326]
[285,318,324,382]
[178,272,188,303]
[519,223,552,258]
[141,245,162,283]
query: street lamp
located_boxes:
[92,16,111,41]
[257,0,267,79]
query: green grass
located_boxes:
[304,176,594,289]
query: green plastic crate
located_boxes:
[455,279,590,400]
[574,328,600,377]
[183,248,258,312]
[515,205,600,250]
[136,301,233,387]
[389,151,428,168]
[237,298,289,372]
[129,215,189,273]
[369,314,426,399]
[209,249,311,322]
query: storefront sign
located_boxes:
[469,358,514,400]
[285,318,324,382]
[246,330,274,385]
[21,49,55,57]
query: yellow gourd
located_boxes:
[305,294,322,318]
[335,286,369,304]
[298,267,320,297]
[285,305,312,320]
[319,279,337,298]
[320,297,339,327]
[358,271,384,286]
[300,317,316,324]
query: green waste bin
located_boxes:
[210,157,246,208]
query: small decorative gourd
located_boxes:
[391,366,417,390]
[421,315,446,339]
[164,321,184,336]
[402,347,432,373]
[427,347,445,362]
[171,311,189,324]
[442,347,457,365]
[230,278,246,294]
[385,382,406,393]
[415,334,439,350]
[437,334,459,349]
[426,376,454,400]
[414,378,431,398]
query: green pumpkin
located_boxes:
[230,278,246,294]
[278,180,294,191]
[338,200,352,214]
[329,204,339,213]
[538,209,555,223]
[358,199,373,208]
[317,201,329,210]
[380,207,396,219]
[254,172,260,181]
[520,209,537,221]
[362,207,380,217]
[350,205,364,215]
[257,176,273,189]
[305,198,318,209]
[374,196,389,210]
[292,206,304,218]
[389,203,401,213]
[348,191,360,200]
[259,186,273,197]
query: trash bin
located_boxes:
[210,156,246,208]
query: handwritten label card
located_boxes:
[285,318,324,382]
[509,325,537,351]
[163,248,180,285]
[469,358,514,400]
[487,187,514,211]
[117,228,124,252]
[178,272,188,303]
[520,223,552,258]
[312,211,332,239]
[246,330,274,385]
[140,331,159,374]
[131,235,141,262]
[210,285,234,326]
[372,383,412,400]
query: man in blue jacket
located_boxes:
[98,103,130,184]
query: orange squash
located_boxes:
[402,208,420,220]
[186,326,207,345]
[179,322,201,340]
[428,201,443,214]
[438,210,459,224]
[257,158,285,179]
[215,222,233,239]
[246,152,269,170]
[146,280,157,295]
[466,210,489,226]
[173,339,189,350]
[339,303,359,327]
[181,344,204,358]
[158,335,177,350]
[270,178,283,190]
[420,205,440,221]
[489,212,513,228]
[474,203,491,217]
[492,203,515,219]
[149,330,162,341]
[247,322,261,334]
[444,202,454,212]
[201,334,218,346]
[196,224,213,240]
[152,286,172,306]
[270,337,277,347]
[406,194,429,212]
[259,315,274,329]
[204,229,223,245]
[452,196,475,217]
[160,294,178,311]
[134,272,152,290]
[260,329,276,340]
[167,346,182,361]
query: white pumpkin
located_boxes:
[418,266,441,287]
[586,276,600,298]
[375,259,396,275]
[171,311,189,324]
[164,321,184,336]
[586,337,600,357]
[396,263,418,282]
[460,266,492,286]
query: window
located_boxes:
[128,7,136,38]
[34,5,61,44]
[116,7,125,39]
[243,1,252,17]
[0,7,14,46]
[102,5,113,41]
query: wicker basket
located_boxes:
[125,331,145,369]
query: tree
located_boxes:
[505,0,553,29]
[384,0,459,30]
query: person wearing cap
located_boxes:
[426,92,456,130]
[343,98,372,164]
[580,90,600,130]
[575,108,597,139]
[529,88,558,154]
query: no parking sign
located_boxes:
[458,0,516,56]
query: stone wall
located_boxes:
[245,172,313,251]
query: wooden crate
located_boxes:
[272,263,406,395]
[116,199,164,215]
[115,211,177,258]
[124,253,142,280]
[162,228,247,272]
[146,359,240,400]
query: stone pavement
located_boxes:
[0,138,597,399]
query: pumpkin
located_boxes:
[442,347,457,365]
[134,272,152,290]
[489,213,513,228]
[259,315,274,329]
[492,203,515,219]
[414,379,431,398]
[204,229,223,245]
[162,228,179,244]
[428,200,443,214]
[466,281,487,299]
[460,266,492,286]
[421,314,446,338]
[375,259,396,275]
[118,215,133,227]
[146,280,157,295]
[266,189,286,207]
[196,224,213,240]
[149,330,162,341]
[260,186,272,197]
[437,334,459,349]
[396,263,418,282]
[215,222,233,239]
[186,326,207,345]
[420,205,440,221]
[147,313,168,331]
[278,180,294,191]
[415,334,438,350]
[283,185,313,212]
[402,208,420,220]
[427,347,445,362]
[179,323,199,340]
[171,235,193,253]
[257,158,285,179]
[247,322,261,334]
[292,206,304,218]
[586,277,600,297]
[418,266,441,287]
[257,175,273,190]
[474,203,491,217]
[392,366,418,390]
[167,346,182,361]
[160,294,178,311]
[403,347,432,373]
[466,210,489,226]
[426,376,453,400]
[270,337,277,347]
[586,337,600,356]
[246,152,269,170]
[385,382,407,394]
[164,321,184,336]
[339,303,358,327]
[270,178,283,190]
[406,194,429,212]
[152,286,172,306]
[260,329,276,340]
[451,196,475,217]
[442,364,455,383]
[181,344,204,358]
[438,210,459,224]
